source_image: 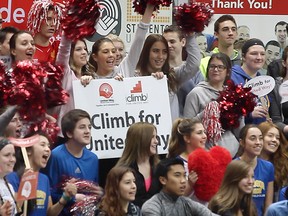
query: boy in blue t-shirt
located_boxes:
[42,109,102,216]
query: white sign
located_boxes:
[244,75,275,97]
[73,76,172,159]
[279,80,288,104]
[0,56,11,71]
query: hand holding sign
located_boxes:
[244,75,275,97]
[244,76,275,119]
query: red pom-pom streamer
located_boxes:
[174,1,214,33]
[202,101,222,144]
[61,0,101,41]
[60,177,102,216]
[1,60,69,141]
[188,146,231,201]
[217,80,256,130]
[133,0,172,15]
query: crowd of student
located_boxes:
[0,0,288,215]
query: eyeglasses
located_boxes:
[208,64,227,71]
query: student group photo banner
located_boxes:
[73,76,172,159]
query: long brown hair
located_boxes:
[258,121,288,188]
[209,160,257,216]
[116,122,159,167]
[136,34,178,92]
[168,118,202,158]
[98,166,136,216]
[88,37,114,77]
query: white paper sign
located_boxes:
[244,75,275,97]
[279,80,288,104]
[73,76,172,159]
[0,55,11,71]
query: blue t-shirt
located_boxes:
[266,200,288,216]
[41,144,99,216]
[279,186,288,201]
[235,158,274,216]
[6,172,50,216]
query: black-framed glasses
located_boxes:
[208,64,227,71]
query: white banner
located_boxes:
[73,76,172,159]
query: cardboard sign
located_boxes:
[279,80,288,104]
[73,76,172,159]
[9,135,40,148]
[17,171,38,201]
[244,75,275,97]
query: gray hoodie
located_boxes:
[183,81,242,157]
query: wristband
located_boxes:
[62,192,72,202]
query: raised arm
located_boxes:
[55,33,72,69]
[118,4,154,77]
[175,33,201,85]
[0,106,17,136]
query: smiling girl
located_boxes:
[209,160,257,216]
[236,124,274,216]
[87,3,154,79]
[0,138,18,216]
[50,32,91,143]
[6,131,77,216]
[9,31,35,66]
[116,122,160,208]
[135,31,200,121]
[231,38,268,124]
[95,166,140,216]
[258,121,288,199]
[167,118,207,197]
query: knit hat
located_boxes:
[241,38,265,55]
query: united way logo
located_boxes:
[87,0,121,42]
[99,83,113,98]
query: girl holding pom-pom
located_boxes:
[184,53,243,157]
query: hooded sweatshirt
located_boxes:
[183,81,242,157]
[231,65,267,125]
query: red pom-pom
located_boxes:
[133,0,172,15]
[188,146,231,201]
[59,177,102,216]
[1,60,69,141]
[42,62,69,108]
[217,80,257,130]
[202,101,222,144]
[174,2,214,33]
[61,0,101,41]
